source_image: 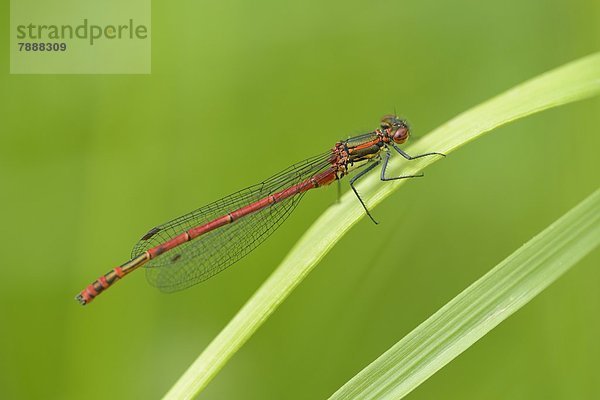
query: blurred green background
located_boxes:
[1,0,599,399]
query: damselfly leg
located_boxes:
[391,143,446,160]
[349,160,381,224]
[380,150,424,181]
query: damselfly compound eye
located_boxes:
[393,127,409,143]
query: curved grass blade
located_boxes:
[163,52,600,400]
[329,188,600,400]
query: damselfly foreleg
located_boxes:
[380,150,424,181]
[391,143,446,160]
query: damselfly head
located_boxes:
[380,115,410,144]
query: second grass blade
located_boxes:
[329,189,600,400]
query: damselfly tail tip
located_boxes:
[75,293,88,306]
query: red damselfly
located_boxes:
[76,115,444,305]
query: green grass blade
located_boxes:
[163,52,600,400]
[329,189,600,400]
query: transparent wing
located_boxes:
[145,194,303,292]
[131,151,333,292]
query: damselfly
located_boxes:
[76,115,444,305]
